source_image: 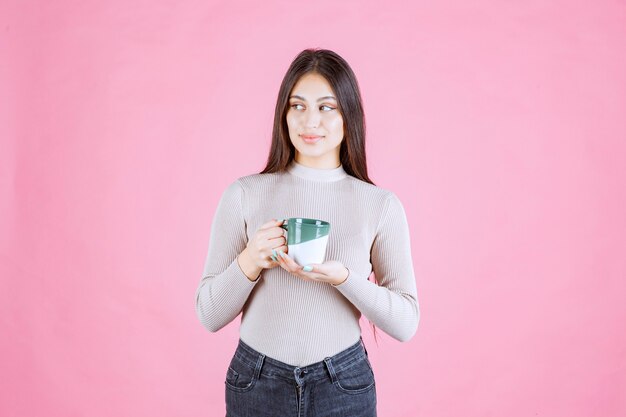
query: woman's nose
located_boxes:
[304,108,321,128]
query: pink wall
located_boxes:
[1,1,625,416]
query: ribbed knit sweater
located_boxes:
[194,160,420,366]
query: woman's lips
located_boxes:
[301,135,322,144]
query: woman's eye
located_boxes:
[289,103,335,112]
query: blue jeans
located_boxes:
[224,338,377,417]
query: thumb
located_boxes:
[260,218,284,229]
[302,263,323,273]
[303,261,344,275]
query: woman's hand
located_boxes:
[273,250,349,286]
[238,219,287,278]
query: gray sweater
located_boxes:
[195,160,420,366]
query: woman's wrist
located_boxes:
[331,267,350,286]
[237,248,263,282]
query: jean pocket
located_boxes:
[333,356,376,394]
[224,355,258,393]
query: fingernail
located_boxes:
[303,265,313,272]
[271,255,277,262]
[272,249,277,257]
[279,250,286,258]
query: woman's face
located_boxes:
[286,72,344,167]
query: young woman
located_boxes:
[195,48,420,417]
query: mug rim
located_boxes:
[283,217,330,227]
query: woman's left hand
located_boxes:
[273,250,349,286]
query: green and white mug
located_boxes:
[280,218,331,265]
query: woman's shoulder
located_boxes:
[345,175,396,201]
[234,170,284,188]
[229,172,283,191]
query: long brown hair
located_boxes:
[259,48,374,186]
[260,48,380,343]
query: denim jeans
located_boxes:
[224,338,377,417]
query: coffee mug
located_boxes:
[280,218,331,265]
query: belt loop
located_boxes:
[254,353,265,380]
[323,357,337,384]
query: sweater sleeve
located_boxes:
[194,180,259,332]
[333,192,420,342]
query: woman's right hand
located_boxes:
[237,219,288,280]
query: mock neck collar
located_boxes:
[287,160,348,182]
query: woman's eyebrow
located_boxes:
[289,95,337,102]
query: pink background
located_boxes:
[1,1,625,416]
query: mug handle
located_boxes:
[280,220,288,242]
